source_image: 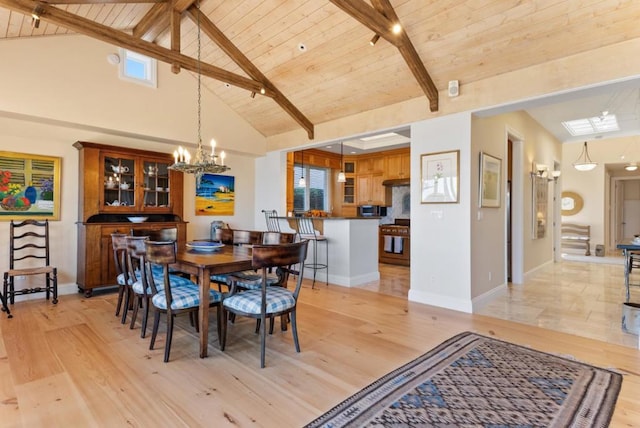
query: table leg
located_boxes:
[199,267,211,358]
[624,249,631,303]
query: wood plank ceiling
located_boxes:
[0,0,639,139]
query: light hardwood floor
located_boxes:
[0,264,639,427]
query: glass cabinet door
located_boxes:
[104,156,135,208]
[143,160,171,208]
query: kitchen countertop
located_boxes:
[275,216,382,220]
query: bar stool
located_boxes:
[295,217,328,288]
[262,209,281,232]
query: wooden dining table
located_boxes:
[173,244,253,358]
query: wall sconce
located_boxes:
[530,163,548,178]
[531,163,561,182]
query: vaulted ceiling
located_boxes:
[1,0,639,140]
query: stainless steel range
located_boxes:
[379,219,410,266]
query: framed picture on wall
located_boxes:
[0,151,61,221]
[479,152,502,208]
[420,150,459,204]
[195,174,235,215]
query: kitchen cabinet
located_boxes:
[341,159,356,205]
[356,155,384,174]
[357,172,390,206]
[74,141,186,296]
[385,151,411,180]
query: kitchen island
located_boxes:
[276,216,380,287]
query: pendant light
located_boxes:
[298,150,306,187]
[573,141,597,171]
[337,142,346,183]
[168,1,229,187]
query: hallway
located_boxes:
[365,259,639,348]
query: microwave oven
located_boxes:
[358,205,387,217]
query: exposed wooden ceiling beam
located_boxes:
[132,2,168,42]
[331,0,439,111]
[169,0,180,74]
[0,0,267,94]
[43,0,164,4]
[329,0,400,47]
[186,5,314,139]
[133,0,193,42]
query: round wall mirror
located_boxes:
[561,191,583,216]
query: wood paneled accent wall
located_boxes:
[286,147,410,216]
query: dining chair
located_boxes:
[112,233,133,323]
[131,227,178,242]
[210,229,265,290]
[262,209,281,232]
[211,232,295,292]
[2,219,58,318]
[145,240,224,362]
[295,217,328,288]
[221,240,308,368]
[126,235,156,336]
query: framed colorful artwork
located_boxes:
[0,151,61,221]
[195,174,235,215]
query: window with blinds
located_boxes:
[293,165,329,212]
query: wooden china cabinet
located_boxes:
[74,141,186,297]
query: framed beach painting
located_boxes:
[0,151,61,221]
[420,150,459,204]
[195,173,235,215]
[479,152,502,208]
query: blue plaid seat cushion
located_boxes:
[223,287,295,315]
[117,265,165,286]
[152,283,223,310]
[231,270,281,290]
[116,272,134,286]
[131,266,181,294]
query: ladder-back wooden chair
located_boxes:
[2,220,58,318]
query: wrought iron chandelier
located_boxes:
[169,1,229,187]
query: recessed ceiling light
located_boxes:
[392,23,402,34]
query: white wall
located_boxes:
[471,111,562,300]
[409,113,473,313]
[0,35,267,156]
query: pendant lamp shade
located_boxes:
[298,150,306,187]
[573,142,597,171]
[337,142,346,183]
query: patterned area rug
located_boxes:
[305,332,622,428]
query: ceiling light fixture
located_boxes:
[369,34,380,46]
[337,142,346,183]
[392,23,402,34]
[298,150,306,187]
[169,1,229,187]
[31,5,43,28]
[625,163,638,171]
[573,142,597,171]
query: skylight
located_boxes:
[562,114,619,136]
